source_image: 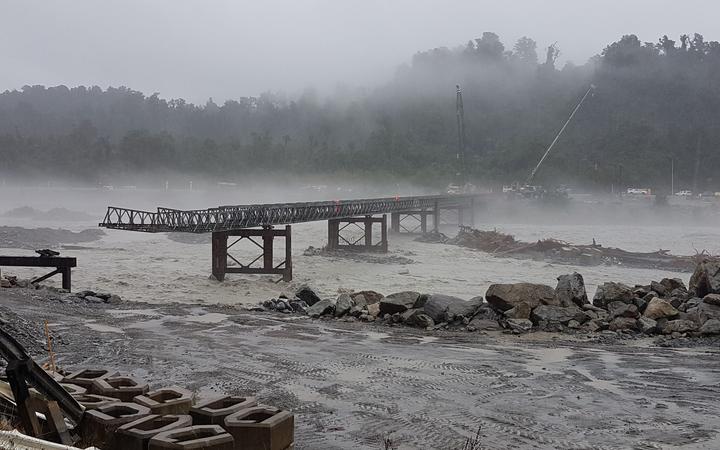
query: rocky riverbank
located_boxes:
[258,258,720,340]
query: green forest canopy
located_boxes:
[1,32,719,192]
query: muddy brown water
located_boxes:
[2,289,719,449]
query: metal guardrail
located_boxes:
[100,194,482,233]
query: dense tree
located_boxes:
[1,32,719,193]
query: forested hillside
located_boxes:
[1,32,719,191]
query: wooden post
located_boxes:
[433,201,440,232]
[420,213,428,233]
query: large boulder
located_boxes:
[485,283,555,313]
[530,305,586,326]
[689,259,720,297]
[472,304,502,321]
[402,309,434,328]
[650,281,667,297]
[334,294,354,317]
[703,294,720,306]
[296,285,322,306]
[689,302,720,324]
[350,290,384,305]
[592,282,635,308]
[607,302,639,319]
[608,317,638,331]
[700,319,720,335]
[554,273,589,307]
[505,303,532,320]
[351,294,367,309]
[505,318,533,334]
[637,316,658,334]
[643,298,679,320]
[307,298,336,318]
[379,291,420,315]
[422,294,478,323]
[366,303,381,317]
[660,278,687,293]
[468,318,502,331]
[661,319,698,334]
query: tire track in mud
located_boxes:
[6,294,720,450]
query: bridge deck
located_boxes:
[99,194,482,233]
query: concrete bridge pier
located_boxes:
[327,215,388,252]
[211,225,292,282]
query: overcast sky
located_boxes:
[2,0,716,104]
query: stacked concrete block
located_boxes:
[149,425,234,449]
[224,406,294,450]
[134,387,193,415]
[115,414,192,450]
[190,396,257,426]
[91,376,149,402]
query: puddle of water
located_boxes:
[184,312,229,324]
[522,347,574,373]
[85,322,124,333]
[364,331,391,341]
[108,308,159,316]
[416,336,439,344]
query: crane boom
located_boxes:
[456,85,466,184]
[526,84,594,184]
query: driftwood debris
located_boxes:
[443,227,712,272]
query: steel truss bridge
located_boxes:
[99,194,480,233]
[99,194,483,281]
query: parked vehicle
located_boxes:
[626,188,651,195]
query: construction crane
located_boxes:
[526,84,595,185]
[456,84,466,184]
[448,85,474,194]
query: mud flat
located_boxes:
[1,287,719,449]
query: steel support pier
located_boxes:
[211,226,292,282]
[327,215,388,253]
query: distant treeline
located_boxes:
[1,32,719,191]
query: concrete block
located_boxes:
[62,368,119,388]
[149,425,234,450]
[60,383,86,395]
[72,393,120,410]
[134,386,194,415]
[92,376,150,402]
[115,414,193,450]
[190,396,257,425]
[78,402,151,449]
[224,406,294,450]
